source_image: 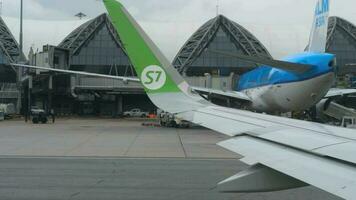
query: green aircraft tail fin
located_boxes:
[103,0,187,95]
[103,0,208,113]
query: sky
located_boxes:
[1,0,356,60]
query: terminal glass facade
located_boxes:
[326,17,356,75]
[173,15,271,77]
[327,28,356,74]
[0,48,16,83]
[190,27,254,76]
[32,13,150,116]
[70,23,134,76]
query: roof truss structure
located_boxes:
[0,17,25,74]
[58,13,127,57]
[173,15,272,73]
[326,16,356,50]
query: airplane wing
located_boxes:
[103,1,356,199]
[191,86,252,102]
[11,64,140,82]
[176,106,356,198]
[325,88,356,98]
[210,50,313,74]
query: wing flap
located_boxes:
[315,142,356,164]
[188,110,261,136]
[248,127,356,164]
[250,128,349,151]
[210,106,356,140]
[218,136,356,200]
[185,107,275,136]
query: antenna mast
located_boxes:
[216,0,220,16]
[75,12,87,20]
[0,0,3,16]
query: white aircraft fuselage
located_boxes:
[243,72,334,112]
[237,53,335,112]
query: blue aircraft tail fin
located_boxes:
[308,0,330,53]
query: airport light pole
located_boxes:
[18,0,26,119]
[19,0,23,53]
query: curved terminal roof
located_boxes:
[0,17,25,82]
[59,13,126,56]
[326,16,356,74]
[0,17,25,64]
[58,13,134,76]
[173,15,272,75]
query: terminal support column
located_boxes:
[26,76,32,122]
[115,95,123,117]
[48,75,53,114]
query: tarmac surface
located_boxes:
[0,118,236,158]
[0,118,342,200]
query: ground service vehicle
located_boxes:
[0,104,16,119]
[30,107,48,124]
[0,111,4,121]
[341,117,356,129]
[123,109,149,118]
[159,112,191,128]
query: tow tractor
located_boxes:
[30,107,48,124]
[159,112,191,128]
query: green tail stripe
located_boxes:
[103,0,181,93]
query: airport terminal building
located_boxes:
[1,13,356,116]
[173,15,356,91]
[0,17,25,112]
[26,14,154,116]
[26,14,273,115]
[173,15,272,91]
[326,16,356,88]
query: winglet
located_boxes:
[308,0,330,53]
[103,0,184,94]
[103,0,208,113]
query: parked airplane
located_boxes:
[10,0,356,199]
[189,0,355,113]
[192,53,356,112]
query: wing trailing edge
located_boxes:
[218,136,356,200]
